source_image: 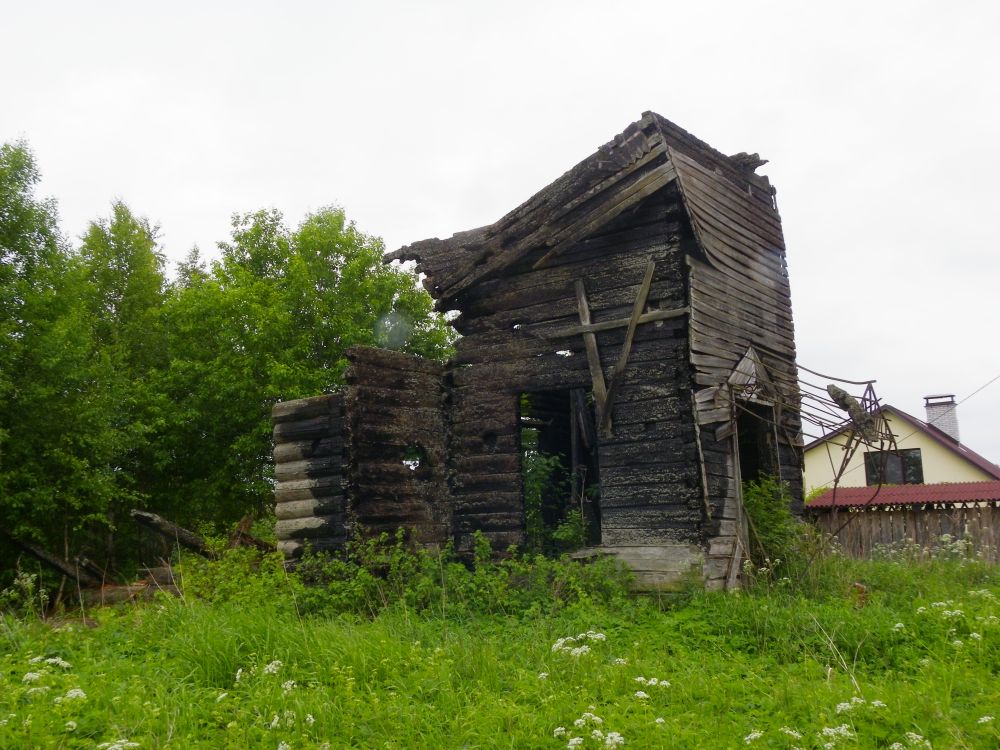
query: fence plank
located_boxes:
[809,505,999,562]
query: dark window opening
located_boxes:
[402,443,431,479]
[864,449,923,486]
[736,402,777,483]
[519,389,601,551]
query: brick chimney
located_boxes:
[924,394,960,442]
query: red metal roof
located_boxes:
[806,480,1000,508]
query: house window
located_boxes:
[864,449,923,485]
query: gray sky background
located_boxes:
[3,0,998,464]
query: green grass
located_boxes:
[2,544,999,749]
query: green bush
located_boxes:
[742,475,808,578]
[291,531,632,619]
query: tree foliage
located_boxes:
[0,142,454,578]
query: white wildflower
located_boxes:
[64,688,86,700]
[605,731,625,748]
[871,700,887,708]
[952,639,964,648]
[613,658,628,665]
[647,677,659,686]
[282,679,295,694]
[22,672,42,683]
[305,714,315,726]
[970,632,982,641]
[977,715,993,723]
[851,696,865,705]
[235,668,244,682]
[591,729,605,740]
[538,672,549,679]
[634,676,648,684]
[916,606,927,614]
[283,710,295,727]
[780,727,803,739]
[835,702,853,713]
[567,738,584,749]
[65,720,77,732]
[216,692,228,702]
[554,727,567,737]
[278,742,291,750]
[97,741,140,750]
[819,724,854,739]
[889,744,905,750]
[26,687,49,695]
[45,657,71,669]
[569,645,591,657]
[270,714,281,729]
[744,729,764,743]
[263,660,282,675]
[942,609,964,618]
[586,631,607,642]
[29,655,44,663]
[634,690,649,700]
[893,622,906,631]
[655,717,665,725]
[574,718,586,728]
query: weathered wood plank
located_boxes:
[273,415,341,442]
[274,456,345,481]
[275,496,347,520]
[272,394,338,424]
[274,475,346,503]
[273,437,342,463]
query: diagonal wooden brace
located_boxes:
[599,259,657,435]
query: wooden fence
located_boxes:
[808,504,1000,563]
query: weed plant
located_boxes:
[2,533,998,748]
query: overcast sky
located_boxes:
[3,1,998,464]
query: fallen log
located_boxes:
[1,532,103,588]
[130,510,217,559]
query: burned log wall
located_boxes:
[450,188,701,550]
[272,394,349,557]
[344,347,451,545]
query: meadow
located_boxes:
[2,537,998,750]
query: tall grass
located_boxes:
[1,535,998,749]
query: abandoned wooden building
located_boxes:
[271,112,804,590]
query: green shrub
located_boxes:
[742,475,807,579]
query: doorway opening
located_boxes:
[519,389,601,551]
[736,401,777,484]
